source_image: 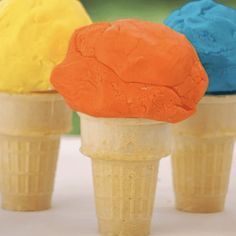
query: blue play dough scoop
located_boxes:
[165,0,236,95]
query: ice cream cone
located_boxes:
[79,113,171,236]
[0,92,71,211]
[172,95,236,213]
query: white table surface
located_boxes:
[0,136,235,236]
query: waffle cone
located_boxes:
[0,93,71,211]
[172,95,236,213]
[93,159,158,236]
[79,113,171,236]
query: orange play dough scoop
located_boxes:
[51,19,208,123]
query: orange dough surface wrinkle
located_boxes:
[51,19,208,123]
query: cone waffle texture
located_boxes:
[0,93,71,211]
[79,113,171,236]
[93,160,158,236]
[172,95,236,213]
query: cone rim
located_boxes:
[201,95,236,104]
[0,91,64,101]
[78,112,166,125]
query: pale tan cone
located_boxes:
[79,113,171,236]
[0,92,71,211]
[172,95,236,213]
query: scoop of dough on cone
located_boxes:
[51,19,208,236]
[0,0,92,211]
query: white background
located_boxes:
[0,136,235,236]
